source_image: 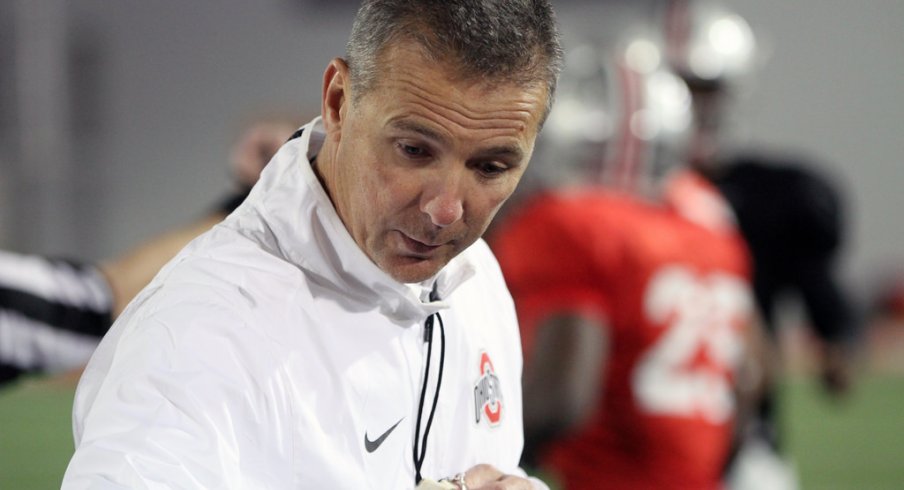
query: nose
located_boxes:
[421,172,465,228]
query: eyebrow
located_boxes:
[475,144,525,163]
[389,119,450,146]
[388,119,525,162]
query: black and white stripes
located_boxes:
[0,251,113,384]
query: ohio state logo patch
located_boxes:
[473,351,503,427]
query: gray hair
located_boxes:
[345,0,564,122]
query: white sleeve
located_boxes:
[62,297,293,489]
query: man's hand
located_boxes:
[230,120,298,188]
[457,464,546,490]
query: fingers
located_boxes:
[230,121,297,188]
[463,464,502,487]
[463,464,536,489]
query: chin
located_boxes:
[385,259,445,285]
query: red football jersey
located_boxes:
[492,172,754,490]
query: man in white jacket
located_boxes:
[63,1,563,488]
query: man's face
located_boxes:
[319,43,548,284]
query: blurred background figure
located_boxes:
[0,118,296,388]
[660,0,861,486]
[490,26,764,490]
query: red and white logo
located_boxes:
[473,351,503,427]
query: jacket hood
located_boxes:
[226,117,476,324]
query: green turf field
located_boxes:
[0,379,75,489]
[1,375,902,488]
[781,375,904,490]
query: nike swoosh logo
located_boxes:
[364,417,404,453]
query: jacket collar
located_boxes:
[231,117,475,324]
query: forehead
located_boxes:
[361,42,549,138]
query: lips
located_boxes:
[398,232,443,256]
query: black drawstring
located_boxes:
[413,286,445,485]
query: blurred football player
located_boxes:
[490,29,764,490]
[663,1,858,487]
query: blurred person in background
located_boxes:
[662,0,860,486]
[490,27,764,490]
[0,118,297,387]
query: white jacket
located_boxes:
[63,118,530,489]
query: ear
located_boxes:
[322,58,351,136]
